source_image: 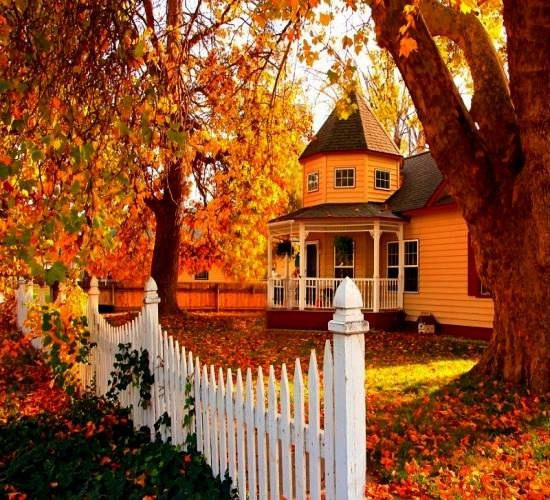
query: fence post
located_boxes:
[143,277,161,434]
[328,277,367,500]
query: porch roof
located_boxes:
[269,202,403,224]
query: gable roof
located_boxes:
[269,202,402,224]
[300,93,402,160]
[387,151,446,212]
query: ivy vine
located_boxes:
[107,343,154,409]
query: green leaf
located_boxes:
[167,129,186,146]
[32,149,45,162]
[46,261,66,285]
[0,164,9,179]
[0,80,11,92]
[133,40,146,58]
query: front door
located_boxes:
[306,242,318,306]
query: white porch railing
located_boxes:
[269,277,399,311]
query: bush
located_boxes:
[0,395,237,499]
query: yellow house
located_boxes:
[266,94,494,339]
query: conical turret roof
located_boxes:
[300,92,401,160]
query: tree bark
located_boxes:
[147,159,185,315]
[368,0,550,392]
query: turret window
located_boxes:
[307,171,319,192]
[375,169,391,190]
[335,168,355,188]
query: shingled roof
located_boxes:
[269,202,402,223]
[387,151,445,212]
[300,93,402,160]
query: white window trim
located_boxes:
[334,167,356,189]
[404,239,419,293]
[374,168,391,191]
[334,237,355,278]
[307,171,319,193]
[386,240,419,293]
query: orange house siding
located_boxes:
[400,206,494,328]
[301,152,401,207]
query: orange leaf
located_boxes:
[399,36,418,58]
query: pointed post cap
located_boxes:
[329,277,369,334]
[144,276,160,304]
[333,277,363,309]
[88,276,100,295]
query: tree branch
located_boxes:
[421,0,521,176]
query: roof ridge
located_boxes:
[355,94,402,156]
[405,149,432,160]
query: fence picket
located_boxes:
[209,365,220,477]
[308,350,321,499]
[255,367,267,499]
[267,366,279,500]
[201,365,210,464]
[217,368,227,478]
[323,341,335,500]
[226,369,237,485]
[280,364,293,500]
[294,359,306,500]
[245,368,257,500]
[235,369,246,496]
[195,358,203,454]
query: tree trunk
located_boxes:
[150,198,181,315]
[147,158,185,316]
[367,0,549,392]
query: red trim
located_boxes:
[266,309,402,331]
[425,180,448,207]
[401,201,457,217]
[404,320,491,341]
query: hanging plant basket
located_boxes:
[275,239,294,257]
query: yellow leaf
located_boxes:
[319,13,331,26]
[399,36,418,58]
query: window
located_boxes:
[194,271,209,280]
[335,168,355,188]
[307,171,319,192]
[387,242,399,279]
[404,240,419,292]
[334,236,354,278]
[386,240,419,292]
[375,169,391,190]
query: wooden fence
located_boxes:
[98,281,267,311]
[17,276,367,499]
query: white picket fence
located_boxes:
[17,276,367,499]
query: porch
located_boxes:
[267,205,408,317]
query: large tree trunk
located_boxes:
[368,0,549,392]
[150,198,181,315]
[147,159,185,315]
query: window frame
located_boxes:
[194,270,209,281]
[467,233,492,298]
[307,171,319,193]
[334,167,356,189]
[386,239,419,293]
[334,236,355,278]
[374,169,391,190]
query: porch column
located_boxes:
[267,230,273,307]
[372,221,381,313]
[298,222,306,310]
[398,225,405,309]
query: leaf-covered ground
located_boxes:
[157,311,549,499]
[2,309,549,498]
